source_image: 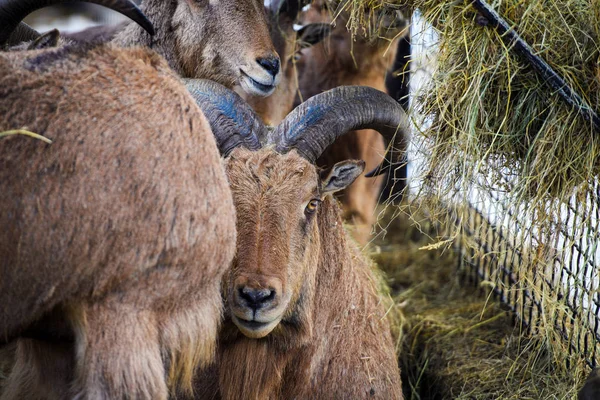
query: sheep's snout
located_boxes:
[230,275,286,339]
[238,286,276,310]
[239,53,281,97]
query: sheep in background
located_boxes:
[113,0,282,96]
[237,0,331,125]
[296,1,409,245]
[3,0,282,97]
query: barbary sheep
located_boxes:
[237,0,331,126]
[113,0,282,96]
[0,7,239,400]
[185,80,407,399]
[296,1,409,245]
[3,0,281,96]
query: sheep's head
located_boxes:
[238,0,331,125]
[171,0,282,97]
[185,79,408,339]
[223,148,364,338]
[0,0,154,49]
[296,1,408,91]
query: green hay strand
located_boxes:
[0,129,52,144]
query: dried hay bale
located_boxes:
[331,0,600,384]
[338,0,600,200]
[329,3,600,315]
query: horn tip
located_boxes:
[143,22,156,36]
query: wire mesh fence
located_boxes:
[453,178,600,369]
[406,9,600,372]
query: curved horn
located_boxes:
[0,0,154,46]
[270,86,409,176]
[184,79,267,157]
[4,22,39,46]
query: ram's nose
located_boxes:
[256,56,280,78]
[239,52,281,96]
[237,286,276,311]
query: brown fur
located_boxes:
[238,8,299,125]
[297,2,407,245]
[64,21,128,44]
[238,7,331,126]
[1,340,73,400]
[0,344,17,393]
[0,43,236,399]
[113,0,280,93]
[192,148,402,399]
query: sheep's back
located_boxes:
[0,44,236,340]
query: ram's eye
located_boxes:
[305,199,320,215]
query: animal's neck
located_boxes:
[313,197,365,323]
[217,338,296,400]
[301,46,392,100]
[306,197,379,377]
[111,0,182,75]
[333,49,391,87]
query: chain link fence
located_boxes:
[408,11,600,371]
[452,177,600,369]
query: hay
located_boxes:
[339,0,600,199]
[371,204,587,399]
[328,0,600,380]
[414,0,600,206]
[0,129,52,144]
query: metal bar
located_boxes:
[471,0,600,130]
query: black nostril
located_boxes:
[256,56,280,78]
[239,287,275,309]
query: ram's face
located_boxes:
[224,148,321,339]
[173,0,281,96]
[223,147,365,339]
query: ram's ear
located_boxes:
[28,29,60,50]
[321,160,365,197]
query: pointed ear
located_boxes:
[297,23,331,49]
[321,160,365,197]
[28,29,60,50]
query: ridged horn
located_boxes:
[0,0,154,46]
[4,22,39,46]
[184,79,266,157]
[270,86,408,176]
